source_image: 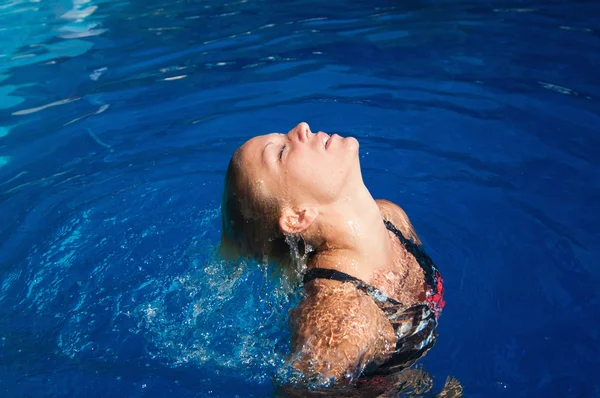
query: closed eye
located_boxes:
[279,144,286,160]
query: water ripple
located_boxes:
[1,0,600,396]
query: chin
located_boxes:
[349,143,362,175]
[344,136,359,153]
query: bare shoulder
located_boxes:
[375,199,422,245]
[289,280,395,384]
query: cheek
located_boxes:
[285,151,342,197]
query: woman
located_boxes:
[221,122,445,387]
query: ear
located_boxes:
[278,207,318,235]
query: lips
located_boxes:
[325,134,336,149]
[322,134,330,148]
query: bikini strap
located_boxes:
[303,268,402,306]
[383,220,439,290]
[303,267,363,285]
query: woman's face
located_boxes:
[237,122,361,209]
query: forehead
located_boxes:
[238,133,276,166]
[236,132,278,186]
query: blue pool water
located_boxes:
[1,0,599,396]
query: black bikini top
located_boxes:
[302,220,442,377]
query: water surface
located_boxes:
[1,0,599,396]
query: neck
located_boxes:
[303,182,393,279]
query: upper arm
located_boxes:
[376,199,422,245]
[288,281,395,385]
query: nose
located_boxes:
[289,122,311,143]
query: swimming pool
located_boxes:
[1,0,599,396]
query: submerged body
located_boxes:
[221,123,447,386]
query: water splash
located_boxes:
[284,234,313,271]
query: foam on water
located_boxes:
[17,202,307,390]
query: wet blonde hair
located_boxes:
[220,149,290,262]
